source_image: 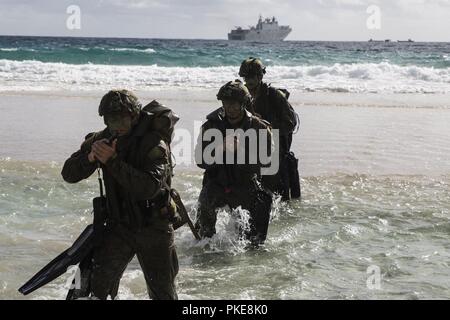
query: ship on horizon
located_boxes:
[228,15,292,42]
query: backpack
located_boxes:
[142,101,199,238]
[142,100,180,145]
[268,86,300,134]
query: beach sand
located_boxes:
[1,90,450,176]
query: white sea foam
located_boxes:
[1,59,450,93]
[109,48,156,53]
[76,47,156,53]
[0,48,36,52]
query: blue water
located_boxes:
[1,36,449,68]
[1,36,450,93]
[1,36,450,300]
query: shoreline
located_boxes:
[1,92,450,176]
[1,89,450,109]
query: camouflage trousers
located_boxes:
[90,223,178,300]
[195,181,272,245]
[263,152,301,201]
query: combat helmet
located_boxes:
[217,79,252,108]
[239,57,266,78]
[98,89,142,117]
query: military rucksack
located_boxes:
[142,101,200,237]
[142,100,180,145]
[267,86,300,134]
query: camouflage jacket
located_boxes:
[253,82,297,139]
[195,108,272,189]
[61,111,173,232]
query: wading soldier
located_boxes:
[239,57,301,201]
[61,90,179,299]
[195,80,273,246]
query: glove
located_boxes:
[160,198,182,224]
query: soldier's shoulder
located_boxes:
[201,118,220,130]
[251,115,271,129]
[267,85,289,101]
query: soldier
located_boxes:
[195,80,273,246]
[61,90,179,300]
[239,57,301,201]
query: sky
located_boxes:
[0,0,449,41]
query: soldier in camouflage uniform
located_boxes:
[195,80,273,246]
[239,57,300,201]
[61,90,179,300]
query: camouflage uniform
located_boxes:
[195,81,273,245]
[240,58,299,200]
[61,90,178,300]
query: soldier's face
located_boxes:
[223,100,243,123]
[104,112,133,136]
[244,75,261,90]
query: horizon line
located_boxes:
[0,34,447,43]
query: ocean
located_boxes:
[0,36,449,300]
[1,36,450,93]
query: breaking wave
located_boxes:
[1,59,450,93]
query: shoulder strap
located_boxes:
[267,85,299,134]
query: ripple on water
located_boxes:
[2,159,450,299]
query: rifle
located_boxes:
[170,189,201,240]
[19,134,117,299]
[66,133,117,300]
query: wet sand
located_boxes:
[1,90,450,176]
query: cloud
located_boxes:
[0,0,449,40]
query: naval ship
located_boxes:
[228,15,292,41]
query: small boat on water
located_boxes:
[368,39,392,43]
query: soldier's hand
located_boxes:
[92,139,117,164]
[160,199,180,223]
[87,150,96,163]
